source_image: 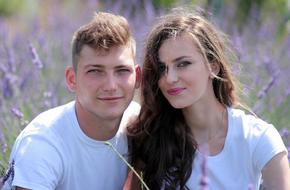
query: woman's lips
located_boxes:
[167,88,185,96]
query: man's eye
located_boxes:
[87,69,103,73]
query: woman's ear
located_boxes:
[135,64,141,89]
[210,62,220,78]
[65,66,77,92]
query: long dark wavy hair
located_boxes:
[127,8,239,190]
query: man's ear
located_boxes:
[210,62,220,78]
[65,66,77,92]
[135,64,141,89]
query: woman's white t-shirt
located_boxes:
[187,107,287,190]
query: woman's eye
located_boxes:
[158,64,167,74]
[177,61,191,68]
[117,69,130,73]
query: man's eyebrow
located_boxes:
[84,64,104,69]
[83,64,132,70]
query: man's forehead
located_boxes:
[78,45,135,68]
[80,44,133,55]
[82,61,135,69]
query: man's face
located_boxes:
[67,45,140,122]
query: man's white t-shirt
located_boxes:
[187,107,287,190]
[2,101,140,190]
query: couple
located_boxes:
[2,9,289,190]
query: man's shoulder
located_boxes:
[125,101,140,115]
[119,101,140,132]
[8,102,77,168]
[36,100,75,121]
[124,101,140,121]
[20,101,75,138]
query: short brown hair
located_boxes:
[71,12,136,70]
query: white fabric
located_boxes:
[187,107,287,190]
[2,101,140,190]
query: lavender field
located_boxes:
[0,0,289,178]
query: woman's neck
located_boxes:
[183,99,228,154]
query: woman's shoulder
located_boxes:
[228,107,272,134]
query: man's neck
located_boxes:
[80,118,121,141]
[75,102,122,141]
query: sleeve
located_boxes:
[4,132,64,190]
[253,124,287,172]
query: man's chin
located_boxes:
[102,110,125,120]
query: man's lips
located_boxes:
[98,96,123,101]
[167,88,185,96]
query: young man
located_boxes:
[2,12,141,190]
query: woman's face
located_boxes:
[157,33,213,109]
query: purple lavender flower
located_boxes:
[199,144,209,190]
[0,131,7,153]
[144,0,155,21]
[10,107,23,119]
[28,43,43,69]
[2,77,13,99]
[279,128,290,162]
[43,91,55,108]
[2,160,15,186]
[199,154,209,190]
[19,71,32,91]
[2,73,18,99]
[6,49,15,73]
[248,183,253,190]
[257,76,277,100]
[262,54,275,75]
[280,128,290,139]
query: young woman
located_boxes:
[126,9,290,190]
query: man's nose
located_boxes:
[103,74,117,92]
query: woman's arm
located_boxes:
[261,151,290,190]
[123,170,142,190]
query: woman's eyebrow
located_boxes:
[172,56,191,63]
